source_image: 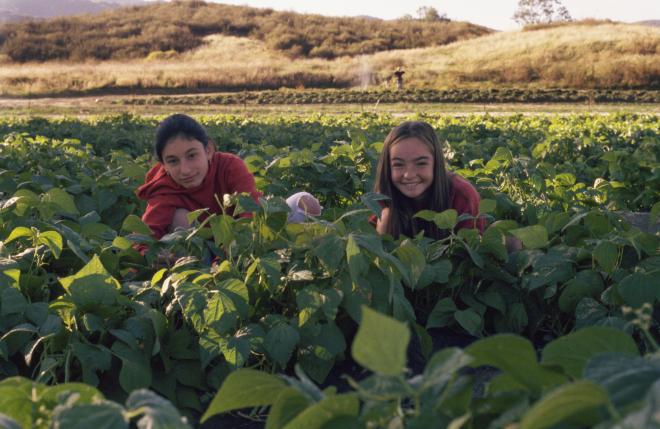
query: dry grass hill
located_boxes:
[0,2,657,96]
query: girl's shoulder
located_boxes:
[448,173,480,211]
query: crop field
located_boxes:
[0,112,658,428]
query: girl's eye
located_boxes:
[166,159,178,166]
[188,153,197,160]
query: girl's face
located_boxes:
[389,137,434,201]
[161,136,211,188]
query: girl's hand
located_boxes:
[376,207,390,235]
[297,194,322,216]
[170,208,191,232]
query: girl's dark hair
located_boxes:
[154,114,209,162]
[373,121,452,239]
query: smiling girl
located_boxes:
[373,121,485,239]
[136,114,321,239]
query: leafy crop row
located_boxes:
[0,113,658,427]
[115,89,660,107]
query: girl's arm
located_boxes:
[169,208,191,231]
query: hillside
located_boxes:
[0,0,146,22]
[0,0,491,62]
[0,22,657,96]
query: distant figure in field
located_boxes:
[393,67,405,90]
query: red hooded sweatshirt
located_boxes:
[135,152,261,238]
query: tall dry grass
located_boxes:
[0,23,658,96]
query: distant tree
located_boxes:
[416,6,449,22]
[512,0,572,26]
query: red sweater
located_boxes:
[370,174,486,234]
[135,152,261,238]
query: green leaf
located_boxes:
[59,255,120,312]
[201,369,287,422]
[313,235,345,273]
[481,227,507,261]
[37,231,63,259]
[346,235,368,279]
[125,389,192,429]
[281,394,359,429]
[479,199,496,214]
[466,335,566,396]
[352,306,410,375]
[651,201,660,224]
[51,401,127,429]
[542,327,638,379]
[558,270,605,313]
[1,288,27,316]
[265,323,300,368]
[394,240,426,288]
[510,225,548,249]
[593,241,618,273]
[360,192,389,219]
[43,188,79,215]
[111,341,151,394]
[426,297,457,329]
[520,381,609,429]
[422,348,473,392]
[121,215,152,235]
[210,215,235,250]
[584,353,660,409]
[265,388,311,429]
[454,309,481,336]
[415,209,457,230]
[617,273,657,308]
[4,226,33,244]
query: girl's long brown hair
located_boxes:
[374,121,452,239]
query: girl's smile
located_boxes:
[389,137,434,200]
[161,136,212,188]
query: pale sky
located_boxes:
[152,0,658,30]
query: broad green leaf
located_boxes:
[558,270,604,313]
[479,199,496,214]
[346,235,368,279]
[265,388,311,429]
[51,401,127,429]
[520,381,609,429]
[281,394,359,429]
[426,297,457,329]
[510,225,548,249]
[312,235,345,273]
[415,209,458,230]
[481,227,507,261]
[394,240,426,288]
[651,201,660,224]
[466,335,566,396]
[1,288,27,316]
[542,326,638,379]
[352,306,410,375]
[422,348,473,392]
[201,369,287,422]
[210,215,235,250]
[360,192,389,219]
[70,342,112,386]
[43,188,79,215]
[111,341,151,394]
[265,323,300,368]
[37,231,63,259]
[454,309,481,336]
[125,389,192,429]
[584,353,660,409]
[0,386,32,428]
[59,255,120,312]
[593,241,618,273]
[617,273,657,308]
[121,214,152,235]
[4,226,33,244]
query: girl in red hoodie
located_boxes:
[136,114,321,239]
[372,121,486,239]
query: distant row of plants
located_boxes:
[0,1,488,62]
[117,88,660,106]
